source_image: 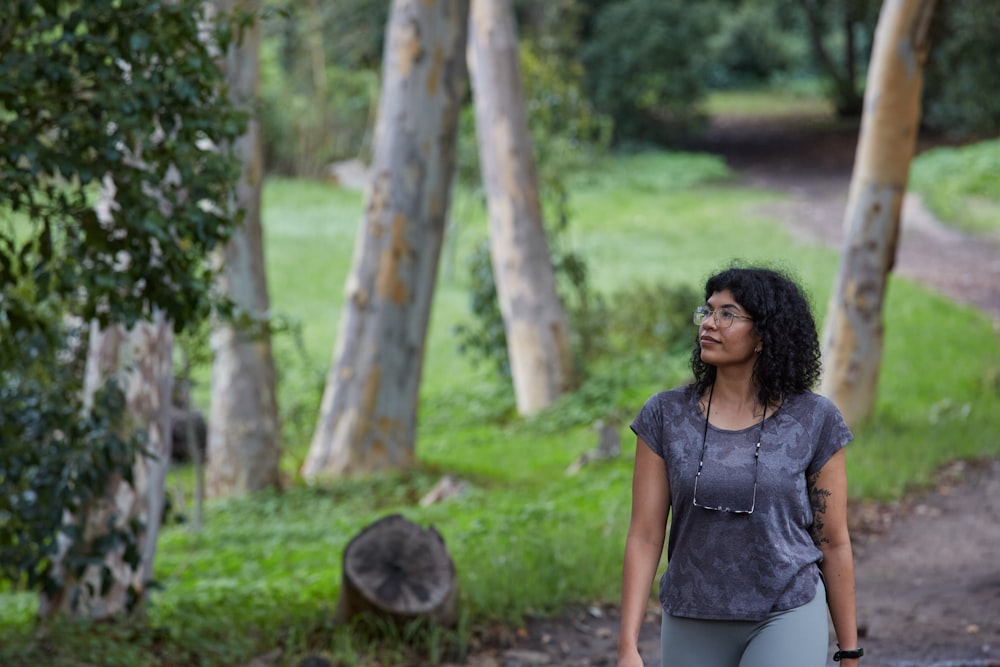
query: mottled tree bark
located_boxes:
[302,0,470,479]
[821,0,937,426]
[208,0,282,496]
[41,313,173,618]
[467,0,575,416]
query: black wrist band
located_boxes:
[833,647,864,661]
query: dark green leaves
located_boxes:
[0,0,251,601]
[0,0,249,339]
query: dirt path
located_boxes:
[458,118,1000,667]
[715,115,1000,325]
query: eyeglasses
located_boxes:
[693,306,753,329]
[693,396,766,515]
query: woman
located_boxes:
[617,266,862,667]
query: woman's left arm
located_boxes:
[808,448,862,665]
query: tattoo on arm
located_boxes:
[807,471,832,546]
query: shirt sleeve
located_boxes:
[806,394,854,476]
[630,392,666,459]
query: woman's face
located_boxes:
[698,289,761,369]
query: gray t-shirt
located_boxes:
[630,386,852,621]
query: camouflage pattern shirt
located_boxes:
[630,386,852,621]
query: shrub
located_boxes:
[706,1,808,88]
[580,0,717,146]
[923,1,1000,138]
[259,40,378,177]
[0,323,145,601]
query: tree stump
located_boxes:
[334,514,459,627]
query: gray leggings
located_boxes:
[659,579,828,667]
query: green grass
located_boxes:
[701,84,836,120]
[3,146,1000,667]
[910,137,1000,234]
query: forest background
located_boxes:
[2,1,999,666]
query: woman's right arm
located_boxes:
[617,437,670,667]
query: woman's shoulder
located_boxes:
[782,391,851,431]
[635,385,696,420]
[785,390,839,412]
[644,385,695,408]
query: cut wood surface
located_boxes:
[335,514,459,627]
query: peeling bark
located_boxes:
[41,313,173,619]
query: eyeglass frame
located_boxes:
[692,392,766,515]
[693,306,754,329]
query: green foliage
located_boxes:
[705,0,808,88]
[269,315,328,473]
[451,235,700,389]
[517,42,613,188]
[0,322,145,601]
[910,139,1000,234]
[257,0,387,176]
[0,0,248,337]
[923,0,1000,138]
[253,0,1000,164]
[580,0,718,145]
[258,41,379,176]
[452,241,509,379]
[263,0,390,71]
[603,282,702,357]
[0,0,247,606]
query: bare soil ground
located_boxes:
[457,116,1000,667]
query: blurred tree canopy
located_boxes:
[922,0,1000,139]
[258,0,996,175]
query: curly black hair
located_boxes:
[690,264,822,407]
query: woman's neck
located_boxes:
[703,378,765,429]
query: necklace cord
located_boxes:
[694,385,767,513]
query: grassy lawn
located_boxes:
[2,143,999,666]
[701,85,835,119]
[910,137,1000,235]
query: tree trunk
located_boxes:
[467,0,576,416]
[40,312,173,618]
[334,514,458,627]
[208,0,282,497]
[820,0,936,427]
[301,0,470,480]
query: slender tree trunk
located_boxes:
[820,0,936,426]
[302,0,470,480]
[208,0,282,496]
[40,313,173,618]
[467,0,575,416]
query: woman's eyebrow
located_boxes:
[706,301,742,311]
